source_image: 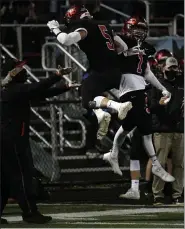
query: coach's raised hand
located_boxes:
[56,65,72,76]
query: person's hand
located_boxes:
[159,97,168,105]
[9,67,24,77]
[68,81,81,88]
[162,89,171,104]
[56,65,72,75]
[47,20,59,32]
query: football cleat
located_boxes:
[119,188,140,200]
[103,152,122,176]
[152,165,175,182]
[118,102,132,120]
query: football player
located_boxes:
[47,4,132,120]
[103,16,175,186]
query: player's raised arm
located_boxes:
[114,35,128,54]
[47,5,93,46]
[47,20,87,46]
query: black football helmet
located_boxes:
[122,16,148,42]
[148,56,158,75]
[155,49,173,64]
[64,5,92,26]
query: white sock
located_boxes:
[93,96,106,108]
[142,134,161,167]
[110,126,126,158]
[131,180,139,191]
[107,100,121,111]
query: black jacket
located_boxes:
[1,74,70,146]
[149,77,184,133]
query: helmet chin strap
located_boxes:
[80,11,92,19]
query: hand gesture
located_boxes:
[56,65,72,75]
[68,81,81,88]
[47,20,59,32]
[162,89,171,104]
[159,97,168,105]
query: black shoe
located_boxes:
[22,211,52,224]
[153,197,164,206]
[0,218,8,224]
[172,197,184,206]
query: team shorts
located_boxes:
[120,90,152,135]
[81,68,121,109]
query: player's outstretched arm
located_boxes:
[144,63,171,104]
[47,20,87,46]
[114,35,128,54]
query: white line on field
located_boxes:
[3,207,183,223]
[7,203,184,208]
[66,222,184,226]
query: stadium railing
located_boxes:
[172,14,184,36]
[100,1,173,36]
[0,21,183,60]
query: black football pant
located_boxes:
[1,138,38,215]
[81,68,121,109]
[120,90,152,135]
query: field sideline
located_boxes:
[2,203,184,228]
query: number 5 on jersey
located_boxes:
[98,25,115,51]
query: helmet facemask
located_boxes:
[131,25,148,42]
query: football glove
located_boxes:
[47,20,60,32]
[162,89,171,104]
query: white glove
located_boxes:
[162,89,171,104]
[47,20,59,32]
[68,82,81,88]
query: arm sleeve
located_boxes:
[57,31,82,46]
[53,28,82,46]
[144,63,165,91]
[37,81,70,99]
[14,74,61,99]
[114,35,128,54]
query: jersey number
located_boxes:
[98,25,115,51]
[137,53,143,74]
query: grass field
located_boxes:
[2,203,184,228]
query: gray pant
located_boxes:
[152,133,184,199]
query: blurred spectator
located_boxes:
[10,0,30,23]
[154,49,173,79]
[151,57,184,205]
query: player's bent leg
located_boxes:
[93,96,132,120]
[93,109,111,140]
[103,126,126,176]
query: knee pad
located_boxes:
[130,160,140,171]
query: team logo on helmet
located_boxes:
[65,7,77,19]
